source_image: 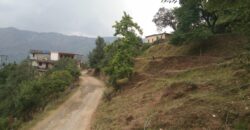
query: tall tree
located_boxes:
[113,12,143,37]
[88,36,106,70]
[104,12,143,88]
[157,0,231,44]
[207,0,250,34]
[161,0,250,35]
[112,12,143,56]
[153,8,177,31]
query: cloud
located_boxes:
[0,0,177,37]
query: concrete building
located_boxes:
[29,50,83,71]
[145,33,171,44]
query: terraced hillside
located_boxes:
[92,34,250,130]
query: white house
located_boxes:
[145,33,171,44]
[29,50,83,71]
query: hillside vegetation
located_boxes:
[0,58,80,130]
[92,35,250,130]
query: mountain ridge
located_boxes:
[0,27,116,62]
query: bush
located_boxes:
[0,58,80,129]
[47,70,73,92]
[16,81,43,120]
[103,87,115,102]
[0,117,8,130]
[104,50,134,88]
[51,58,80,79]
[170,27,213,45]
[140,43,151,52]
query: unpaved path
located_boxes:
[30,72,105,130]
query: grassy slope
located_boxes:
[92,34,250,130]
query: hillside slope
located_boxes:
[92,35,250,130]
[0,27,115,62]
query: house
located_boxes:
[145,33,171,44]
[29,50,83,71]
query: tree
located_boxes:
[161,0,250,36]
[153,8,177,31]
[174,0,219,33]
[112,12,143,56]
[206,0,250,34]
[0,58,80,129]
[88,37,106,70]
[157,0,221,44]
[103,12,143,88]
[113,12,143,37]
[104,48,134,87]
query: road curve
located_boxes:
[30,73,105,130]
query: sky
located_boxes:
[0,0,177,37]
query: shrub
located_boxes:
[47,70,73,92]
[0,58,80,129]
[0,117,8,130]
[141,43,151,52]
[16,81,43,120]
[170,27,213,45]
[51,58,80,79]
[103,87,115,102]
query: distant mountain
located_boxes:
[0,27,116,62]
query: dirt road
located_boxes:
[30,73,105,130]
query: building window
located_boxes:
[39,62,42,66]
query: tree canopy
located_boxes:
[153,8,177,31]
[155,0,250,44]
[103,12,143,88]
[88,36,106,71]
[113,12,143,37]
[0,59,80,129]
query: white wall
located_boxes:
[29,54,35,60]
[30,53,50,60]
[32,61,38,67]
[50,52,59,61]
[146,34,171,43]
